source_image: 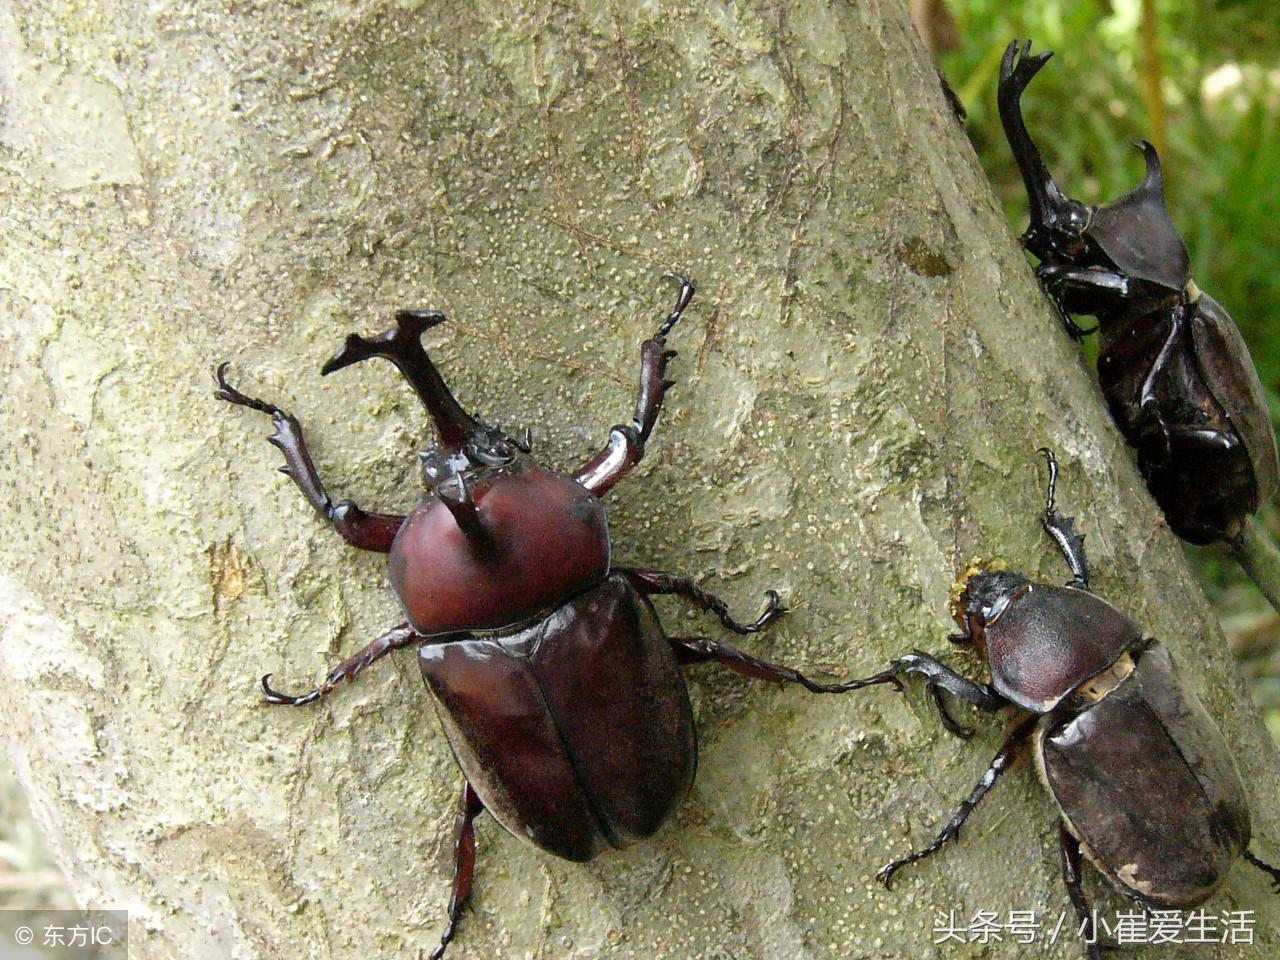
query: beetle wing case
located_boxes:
[1189,293,1280,507]
[418,574,697,862]
[1087,143,1191,291]
[983,584,1143,712]
[1039,642,1250,908]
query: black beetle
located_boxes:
[998,40,1279,546]
[216,276,866,958]
[844,450,1280,960]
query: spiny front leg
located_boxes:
[573,273,694,496]
[835,651,1010,739]
[261,622,422,706]
[215,364,405,552]
[620,568,782,634]
[1038,449,1090,590]
[1035,264,1132,318]
[429,781,486,960]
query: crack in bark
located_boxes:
[779,76,847,328]
[609,3,646,178]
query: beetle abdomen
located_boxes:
[418,574,696,862]
[390,461,611,635]
[984,584,1142,712]
[1098,297,1273,544]
[1040,642,1250,908]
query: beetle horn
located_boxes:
[997,40,1073,233]
[322,310,481,454]
[1134,140,1164,195]
[436,474,498,558]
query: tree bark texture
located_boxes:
[2,2,1278,958]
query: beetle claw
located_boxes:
[752,589,785,630]
[214,364,285,418]
[929,684,974,739]
[261,673,322,707]
[654,273,696,340]
[875,860,902,889]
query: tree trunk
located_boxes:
[2,2,1277,958]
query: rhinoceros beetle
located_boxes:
[216,276,867,959]
[845,450,1280,960]
[998,40,1279,546]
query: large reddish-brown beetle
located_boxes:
[844,450,1280,960]
[998,40,1279,546]
[216,276,864,958]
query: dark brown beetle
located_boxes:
[845,450,1280,960]
[998,40,1279,545]
[216,276,865,958]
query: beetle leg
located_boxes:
[619,568,782,634]
[322,309,482,455]
[1059,822,1109,960]
[1244,849,1280,893]
[927,684,975,739]
[572,274,695,496]
[215,364,406,552]
[820,651,1007,735]
[1038,449,1090,590]
[877,715,1036,889]
[260,622,422,706]
[1035,265,1133,316]
[887,651,1008,713]
[669,636,883,694]
[1051,301,1098,342]
[429,781,486,960]
[1135,305,1189,462]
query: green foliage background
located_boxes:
[938,0,1280,736]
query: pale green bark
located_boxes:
[1,2,1278,959]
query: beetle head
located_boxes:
[952,567,1028,639]
[1086,141,1190,290]
[1023,198,1093,265]
[419,421,532,488]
